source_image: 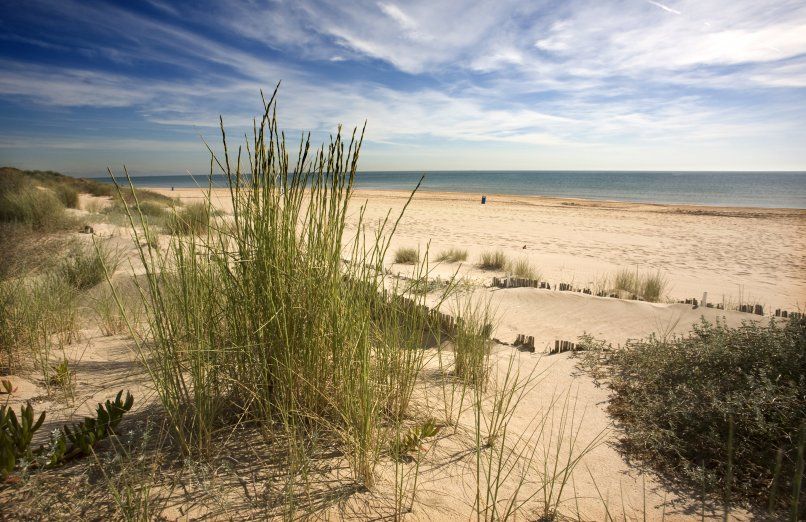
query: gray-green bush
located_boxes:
[577,317,806,515]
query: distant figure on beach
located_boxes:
[481,195,486,204]
[171,186,174,191]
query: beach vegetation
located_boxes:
[61,240,119,290]
[478,250,507,270]
[114,89,482,495]
[577,317,806,516]
[393,246,419,264]
[164,202,210,235]
[611,267,668,302]
[508,257,539,280]
[435,247,468,263]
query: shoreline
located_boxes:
[145,186,806,216]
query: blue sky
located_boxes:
[0,0,805,175]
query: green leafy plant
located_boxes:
[391,419,440,461]
[62,390,134,458]
[0,390,134,479]
[0,402,46,479]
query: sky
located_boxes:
[0,0,805,176]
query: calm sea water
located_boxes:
[110,171,806,208]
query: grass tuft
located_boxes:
[394,247,419,264]
[434,248,468,263]
[478,250,507,271]
[164,202,210,235]
[508,258,539,280]
[61,241,120,290]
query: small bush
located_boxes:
[508,258,539,280]
[577,317,806,514]
[394,247,419,264]
[164,202,210,235]
[61,242,120,290]
[435,248,468,263]
[478,250,507,270]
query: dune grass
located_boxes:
[0,274,78,377]
[577,317,806,516]
[611,267,668,302]
[61,240,120,290]
[113,89,477,491]
[508,257,539,280]
[0,185,69,231]
[163,202,210,235]
[434,247,468,263]
[478,250,507,271]
[393,247,419,264]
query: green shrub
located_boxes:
[394,247,419,264]
[164,202,210,235]
[478,250,507,270]
[434,248,468,263]
[577,317,806,514]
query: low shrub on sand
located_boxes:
[478,250,507,270]
[577,317,806,516]
[435,248,468,263]
[394,247,419,264]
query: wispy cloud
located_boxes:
[0,0,804,173]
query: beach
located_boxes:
[154,187,806,313]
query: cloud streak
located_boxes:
[0,0,804,173]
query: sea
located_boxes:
[101,171,806,209]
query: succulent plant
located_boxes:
[1,402,46,479]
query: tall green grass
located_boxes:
[0,275,78,378]
[114,89,461,489]
[0,186,68,231]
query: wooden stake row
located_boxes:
[513,334,535,352]
[492,277,550,290]
[550,340,580,355]
[775,309,803,320]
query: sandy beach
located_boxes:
[2,180,803,520]
[98,185,800,520]
[156,187,806,312]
